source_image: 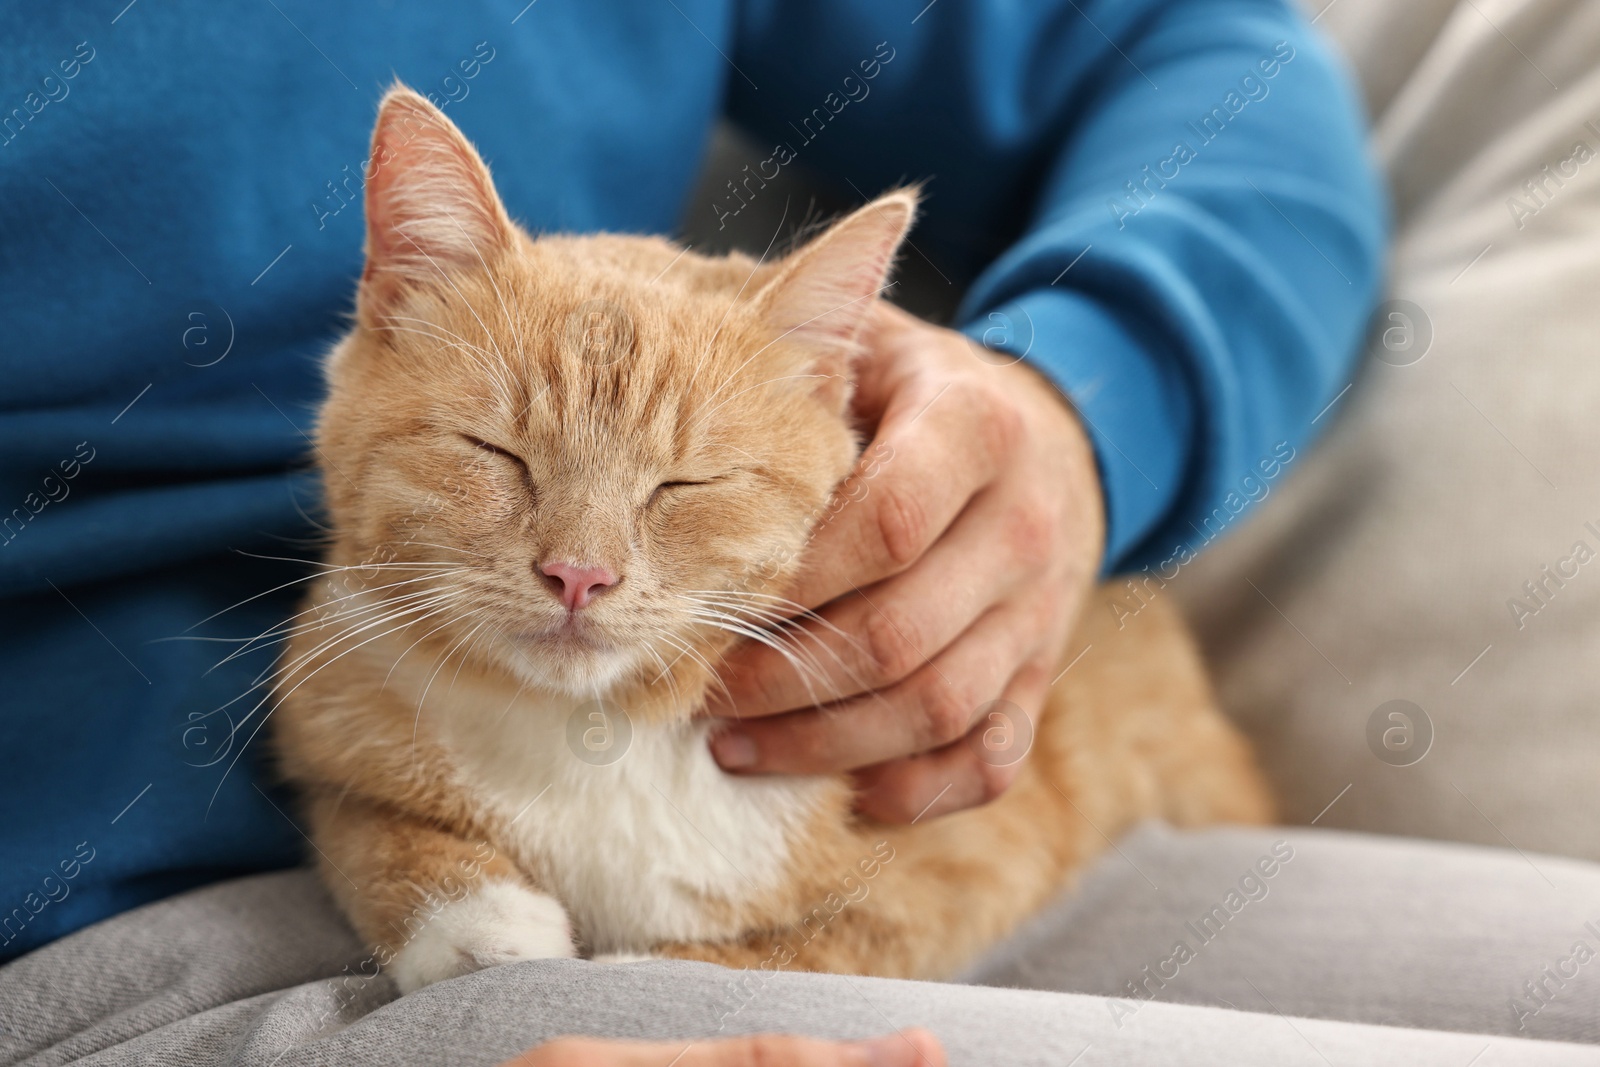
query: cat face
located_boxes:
[313,87,914,702]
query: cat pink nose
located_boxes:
[539,560,618,611]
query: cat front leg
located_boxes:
[307,791,575,993]
[390,878,575,992]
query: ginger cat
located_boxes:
[272,86,1272,994]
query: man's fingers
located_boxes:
[852,660,1053,824]
[712,486,1044,719]
[678,1031,944,1067]
[848,301,950,421]
[782,370,1016,614]
[504,1029,946,1067]
[712,600,1043,775]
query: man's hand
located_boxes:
[708,302,1104,822]
[503,1029,946,1067]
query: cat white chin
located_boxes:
[495,639,639,696]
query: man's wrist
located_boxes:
[995,355,1107,575]
[959,287,1190,572]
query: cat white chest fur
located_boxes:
[408,668,826,953]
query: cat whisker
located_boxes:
[203,598,463,818]
[372,327,514,394]
[179,568,467,641]
[253,596,466,728]
[206,588,440,674]
[394,230,519,404]
[208,591,467,713]
[263,585,466,683]
[379,316,498,359]
[214,589,458,670]
[685,618,825,712]
[286,483,336,537]
[231,548,467,572]
[203,604,464,790]
[448,213,530,374]
[637,641,686,706]
[685,588,848,635]
[370,320,516,406]
[463,616,564,689]
[207,582,465,672]
[372,321,504,381]
[680,592,868,671]
[412,616,492,760]
[683,604,829,668]
[491,675,531,726]
[452,620,501,697]
[391,540,494,560]
[682,608,833,711]
[692,376,833,434]
[230,549,366,570]
[379,604,484,694]
[685,590,811,623]
[684,592,874,679]
[652,630,731,705]
[679,592,884,711]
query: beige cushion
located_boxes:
[1176,0,1600,859]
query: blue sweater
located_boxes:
[0,0,1383,958]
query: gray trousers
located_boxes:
[4,824,1599,1066]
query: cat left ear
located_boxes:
[359,86,515,319]
[754,191,918,406]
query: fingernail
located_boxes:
[843,1034,918,1067]
[711,731,759,769]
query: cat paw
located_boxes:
[389,880,575,993]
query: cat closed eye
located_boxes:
[648,480,713,505]
[459,434,528,469]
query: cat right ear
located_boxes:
[359,86,515,320]
[753,191,918,410]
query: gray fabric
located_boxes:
[5,825,1599,1066]
[1171,0,1600,860]
[965,823,1600,1044]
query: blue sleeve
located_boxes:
[730,0,1387,572]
